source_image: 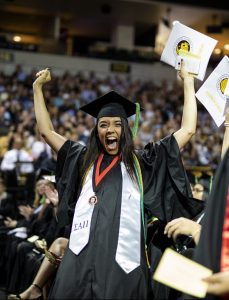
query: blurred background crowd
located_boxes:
[0,0,228,297]
[0,61,222,298]
[0,64,224,199]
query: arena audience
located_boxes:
[0,65,225,174]
[0,64,226,299]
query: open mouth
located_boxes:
[105,137,118,151]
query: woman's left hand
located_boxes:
[178,59,194,81]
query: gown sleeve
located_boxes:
[194,149,229,273]
[141,134,204,223]
[55,140,86,228]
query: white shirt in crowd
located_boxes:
[31,140,52,160]
[0,149,34,173]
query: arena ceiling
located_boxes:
[0,0,228,52]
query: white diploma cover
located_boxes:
[195,56,229,127]
[153,248,213,298]
[160,21,218,80]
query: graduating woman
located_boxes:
[32,62,203,300]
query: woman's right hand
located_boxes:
[33,68,51,88]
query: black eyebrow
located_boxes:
[99,119,121,124]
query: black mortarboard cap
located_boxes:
[80,90,143,119]
[36,168,56,183]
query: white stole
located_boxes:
[69,162,141,274]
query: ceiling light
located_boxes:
[224,44,229,50]
[13,36,21,42]
[213,48,221,55]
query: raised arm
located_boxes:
[221,107,229,160]
[33,69,66,153]
[174,60,197,149]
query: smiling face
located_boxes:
[97,117,122,155]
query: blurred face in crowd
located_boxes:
[36,179,49,196]
[97,117,122,155]
[192,183,204,201]
[13,137,23,150]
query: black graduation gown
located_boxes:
[49,134,203,300]
[187,148,229,300]
[0,193,19,223]
[5,205,56,293]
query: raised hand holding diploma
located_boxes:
[195,56,229,127]
[160,21,218,80]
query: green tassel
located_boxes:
[195,175,198,184]
[209,175,213,192]
[132,102,140,138]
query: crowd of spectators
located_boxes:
[0,65,224,171]
[0,64,225,297]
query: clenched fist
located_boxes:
[33,68,51,88]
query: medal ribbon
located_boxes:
[95,152,121,186]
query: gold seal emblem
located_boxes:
[220,78,228,94]
[217,75,229,98]
[176,40,190,55]
[174,36,192,57]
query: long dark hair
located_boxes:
[82,117,137,182]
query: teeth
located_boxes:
[106,138,117,142]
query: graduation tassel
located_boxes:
[195,175,198,185]
[132,102,140,138]
[209,175,213,193]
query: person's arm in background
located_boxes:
[173,60,197,149]
[221,107,229,160]
[33,68,66,153]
